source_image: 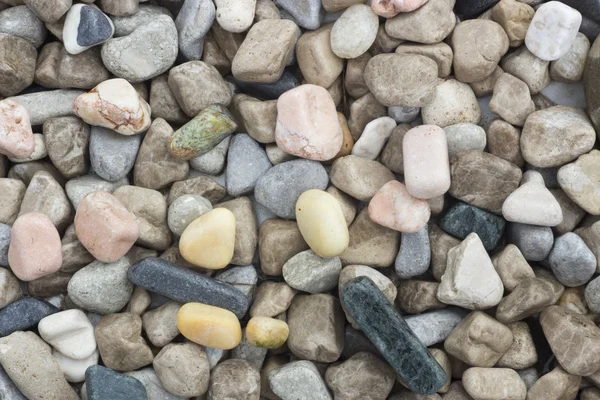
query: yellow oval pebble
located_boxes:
[246,316,290,349]
[296,189,349,258]
[179,208,236,269]
[177,303,242,350]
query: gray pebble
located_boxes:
[276,0,323,30]
[7,89,85,126]
[167,194,212,236]
[255,159,329,219]
[0,5,46,48]
[507,222,554,261]
[0,364,26,400]
[517,368,539,390]
[203,346,228,370]
[585,276,600,313]
[111,5,172,37]
[0,223,9,267]
[226,134,272,197]
[404,308,467,347]
[175,0,215,60]
[231,329,268,370]
[190,136,230,175]
[443,123,487,158]
[67,257,134,314]
[65,174,129,209]
[101,14,178,82]
[388,106,420,123]
[214,265,258,301]
[548,232,596,287]
[283,250,342,294]
[268,360,332,400]
[90,126,141,182]
[394,226,430,279]
[125,368,185,400]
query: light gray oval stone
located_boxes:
[255,159,329,219]
[65,174,129,208]
[190,136,230,175]
[404,308,467,347]
[548,232,596,287]
[101,14,178,82]
[394,226,431,279]
[0,223,9,267]
[226,134,272,197]
[90,126,141,182]
[175,0,215,60]
[268,360,332,400]
[167,194,212,236]
[443,123,487,158]
[507,222,554,261]
[67,257,134,314]
[0,5,46,48]
[111,5,172,37]
[283,250,342,294]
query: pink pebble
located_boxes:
[275,84,343,161]
[0,99,34,160]
[8,212,62,281]
[372,0,429,17]
[402,125,451,200]
[368,180,430,232]
[74,191,139,263]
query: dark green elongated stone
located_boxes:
[440,201,505,251]
[340,276,447,395]
[168,104,237,161]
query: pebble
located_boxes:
[369,180,430,233]
[348,92,386,139]
[491,244,535,291]
[351,116,395,160]
[282,249,341,293]
[405,308,466,347]
[489,73,535,126]
[175,0,214,60]
[296,26,343,89]
[0,5,46,48]
[0,267,21,308]
[141,300,180,347]
[226,134,272,196]
[491,0,534,47]
[287,293,344,362]
[38,309,96,360]
[440,202,505,251]
[86,365,147,400]
[54,347,99,383]
[495,277,555,323]
[341,277,447,395]
[126,287,151,316]
[217,198,258,266]
[295,189,349,258]
[68,257,133,314]
[443,124,487,159]
[540,305,600,375]
[8,89,84,126]
[215,0,255,33]
[548,232,596,287]
[168,175,227,205]
[0,34,36,97]
[167,194,212,236]
[232,19,300,83]
[63,4,114,55]
[268,360,332,400]
[150,75,188,125]
[0,331,78,400]
[394,227,430,279]
[65,174,127,209]
[396,280,444,314]
[112,5,172,36]
[74,191,139,263]
[190,136,230,174]
[60,223,95,272]
[209,359,260,399]
[231,94,277,144]
[437,233,504,310]
[0,99,34,160]
[0,179,24,225]
[246,316,289,348]
[558,150,600,215]
[450,151,523,214]
[444,311,513,367]
[276,0,322,30]
[462,368,526,400]
[101,15,177,82]
[384,0,455,44]
[551,32,590,82]
[326,352,395,400]
[525,1,582,61]
[330,5,378,59]
[153,342,210,397]
[8,212,62,281]
[7,133,45,163]
[73,79,151,135]
[129,257,249,318]
[331,155,394,201]
[507,222,554,261]
[422,79,482,127]
[43,117,90,179]
[90,126,141,182]
[526,366,580,400]
[0,297,58,337]
[502,171,563,226]
[258,219,308,276]
[364,54,438,107]
[326,185,357,226]
[133,118,189,190]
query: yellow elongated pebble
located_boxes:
[177,303,242,350]
[246,316,290,349]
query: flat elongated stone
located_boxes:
[0,297,58,337]
[440,202,505,251]
[340,276,447,395]
[86,365,147,400]
[129,257,249,318]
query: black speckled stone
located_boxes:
[0,297,58,337]
[231,70,299,100]
[86,365,147,400]
[455,0,500,19]
[340,276,447,395]
[560,0,600,23]
[440,202,505,251]
[77,6,113,47]
[128,257,249,318]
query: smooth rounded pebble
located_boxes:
[246,316,290,349]
[38,309,96,360]
[369,180,430,233]
[330,5,378,59]
[167,194,212,236]
[177,302,242,350]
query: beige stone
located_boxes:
[551,189,586,235]
[43,116,90,179]
[153,342,210,397]
[370,24,403,56]
[27,270,72,297]
[486,119,524,167]
[330,155,395,202]
[533,267,565,304]
[7,161,66,187]
[254,0,280,20]
[384,0,455,44]
[348,92,386,140]
[422,79,481,127]
[258,219,308,276]
[496,322,537,368]
[491,0,534,47]
[491,244,535,291]
[0,34,36,97]
[250,281,296,318]
[231,94,277,143]
[218,197,258,266]
[396,280,445,314]
[489,73,535,126]
[340,208,400,268]
[126,287,151,316]
[576,219,600,268]
[18,171,72,232]
[559,287,588,315]
[444,311,513,367]
[296,25,343,88]
[462,367,526,400]
[60,223,94,273]
[380,124,409,174]
[526,366,580,400]
[551,32,590,83]
[345,51,371,99]
[395,42,453,77]
[142,301,181,348]
[149,75,189,125]
[470,66,504,97]
[208,359,260,400]
[0,268,22,309]
[496,277,555,323]
[0,178,25,225]
[501,47,550,94]
[326,186,357,226]
[246,316,289,349]
[168,176,227,205]
[430,223,461,281]
[558,150,600,215]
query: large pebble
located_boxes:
[43,117,90,179]
[8,212,62,281]
[86,365,147,400]
[330,4,378,59]
[38,309,95,360]
[0,297,57,337]
[177,302,241,350]
[551,32,589,82]
[489,73,535,126]
[558,150,600,215]
[101,15,178,82]
[547,232,596,287]
[0,99,34,160]
[0,5,46,48]
[296,25,343,88]
[258,219,308,276]
[331,155,394,202]
[495,277,555,324]
[507,222,554,261]
[175,0,214,60]
[384,0,455,44]
[269,360,332,400]
[0,34,36,97]
[526,366,579,400]
[368,180,430,233]
[283,249,341,293]
[153,342,210,397]
[491,0,534,47]
[209,359,260,399]
[421,79,481,127]
[463,368,526,400]
[226,134,271,196]
[90,126,141,181]
[63,4,114,55]
[443,123,487,159]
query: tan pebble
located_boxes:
[177,302,242,350]
[491,244,535,291]
[152,342,210,397]
[0,99,34,160]
[558,287,588,314]
[0,178,26,225]
[496,322,537,369]
[326,186,357,226]
[258,219,308,276]
[250,281,296,318]
[396,280,445,314]
[462,367,526,400]
[526,366,580,400]
[246,316,289,349]
[495,277,555,324]
[330,155,395,202]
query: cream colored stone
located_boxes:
[177,302,242,350]
[526,366,580,400]
[491,0,534,47]
[246,316,289,349]
[489,73,535,126]
[462,367,526,400]
[558,150,600,215]
[496,322,537,369]
[421,79,481,127]
[491,244,535,291]
[296,25,343,88]
[395,42,453,77]
[495,277,555,324]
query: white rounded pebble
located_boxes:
[351,117,396,160]
[215,0,256,33]
[38,309,97,360]
[53,349,99,383]
[330,4,378,59]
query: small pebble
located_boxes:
[547,232,596,287]
[177,302,241,350]
[440,202,505,251]
[558,150,600,215]
[0,34,36,97]
[246,316,289,349]
[208,359,261,400]
[86,365,147,400]
[405,308,466,347]
[153,342,210,397]
[491,244,535,291]
[276,0,323,30]
[443,123,487,159]
[462,367,526,400]
[507,222,554,261]
[384,0,455,44]
[90,126,141,182]
[38,309,96,360]
[226,134,272,196]
[395,227,431,279]
[330,4,378,59]
[283,249,342,293]
[175,0,214,60]
[526,366,579,400]
[0,297,58,337]
[495,277,555,323]
[63,4,114,55]
[0,267,21,308]
[167,194,212,236]
[269,360,332,400]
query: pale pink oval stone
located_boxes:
[371,0,429,17]
[74,191,139,263]
[275,84,343,161]
[8,212,62,281]
[368,180,430,232]
[0,99,35,160]
[403,125,451,199]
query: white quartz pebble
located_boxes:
[38,309,97,360]
[330,4,379,59]
[351,117,396,160]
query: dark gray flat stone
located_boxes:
[440,202,505,251]
[0,297,58,337]
[86,365,147,400]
